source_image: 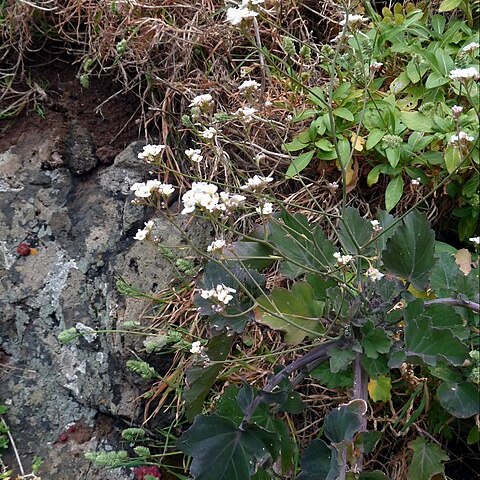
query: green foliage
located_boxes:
[126,360,159,380]
[285,8,479,235]
[407,438,449,480]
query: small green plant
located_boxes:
[283,4,479,237]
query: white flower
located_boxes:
[450,131,475,145]
[200,127,217,139]
[366,267,384,282]
[190,341,203,354]
[130,180,174,198]
[370,61,383,71]
[469,236,480,245]
[200,284,236,305]
[181,182,220,214]
[328,181,339,190]
[219,192,246,210]
[339,14,368,29]
[134,220,154,240]
[235,106,257,123]
[75,322,97,343]
[226,7,258,25]
[207,239,227,253]
[371,220,382,232]
[256,202,273,215]
[239,80,261,93]
[334,251,353,266]
[185,148,204,163]
[449,67,480,82]
[240,175,274,191]
[462,42,480,54]
[411,178,421,186]
[452,105,463,118]
[138,144,165,160]
[189,93,213,108]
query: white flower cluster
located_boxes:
[239,80,261,94]
[370,220,382,232]
[449,67,480,82]
[452,105,463,118]
[235,106,257,123]
[207,239,227,253]
[200,284,236,305]
[201,127,217,139]
[470,236,480,245]
[462,42,480,54]
[240,175,274,191]
[190,341,203,354]
[366,267,384,282]
[339,14,368,29]
[138,144,165,161]
[334,252,353,266]
[449,131,475,145]
[411,178,421,186]
[130,180,175,198]
[181,182,246,214]
[185,148,204,163]
[134,220,154,241]
[226,0,264,26]
[190,93,213,109]
[256,202,274,215]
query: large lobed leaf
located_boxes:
[382,210,435,290]
[177,414,276,480]
[407,438,448,480]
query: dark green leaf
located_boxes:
[467,426,480,445]
[404,312,468,367]
[298,439,333,480]
[362,355,389,378]
[430,252,462,297]
[177,414,277,480]
[224,241,275,271]
[329,347,356,373]
[338,207,374,255]
[310,361,353,388]
[255,282,324,345]
[437,381,480,419]
[358,471,390,480]
[382,210,436,290]
[357,431,383,455]
[362,322,392,359]
[184,334,234,421]
[324,399,367,443]
[407,438,448,480]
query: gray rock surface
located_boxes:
[0,131,210,479]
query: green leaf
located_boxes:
[399,112,434,132]
[224,241,275,271]
[425,71,449,89]
[366,129,386,150]
[338,207,373,255]
[437,381,480,418]
[368,375,392,402]
[434,49,454,76]
[404,312,468,366]
[337,137,352,169]
[362,355,389,378]
[283,138,309,153]
[333,107,354,122]
[467,426,480,445]
[382,210,435,289]
[329,347,356,373]
[406,60,421,84]
[310,361,353,388]
[438,0,462,12]
[367,164,383,186]
[357,431,383,455]
[285,150,315,178]
[177,414,276,480]
[385,176,404,212]
[362,322,392,359]
[298,439,333,480]
[315,138,334,151]
[183,334,234,421]
[444,145,462,173]
[255,282,324,345]
[324,399,367,443]
[385,147,401,168]
[407,438,448,480]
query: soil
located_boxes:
[0,54,142,164]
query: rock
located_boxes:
[0,131,210,478]
[65,121,97,175]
